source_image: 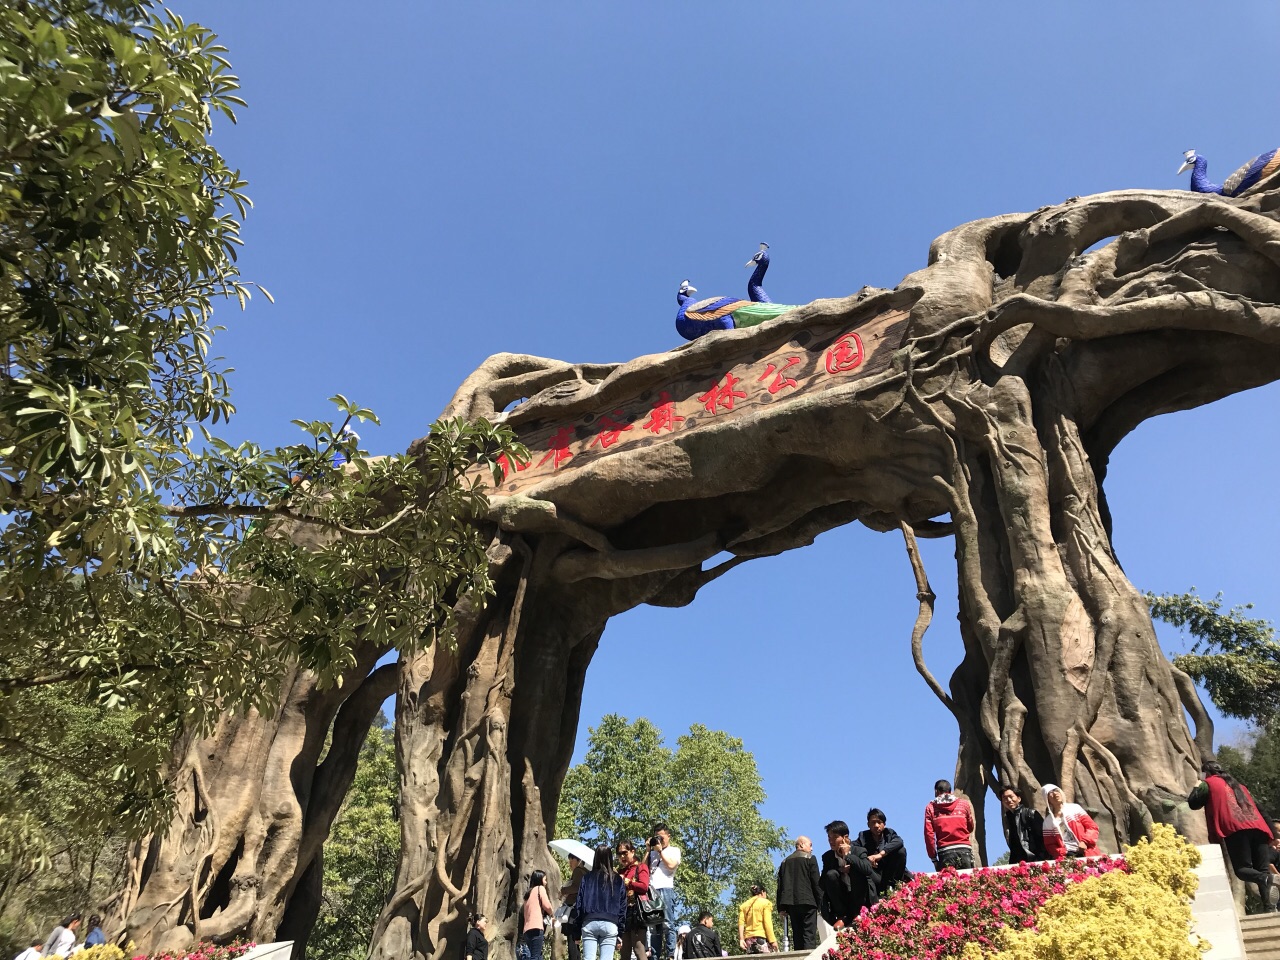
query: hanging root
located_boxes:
[1170,665,1215,765]
[899,521,952,711]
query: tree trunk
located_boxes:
[370,533,662,960]
[936,365,1205,855]
[116,643,397,955]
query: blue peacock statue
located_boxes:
[1178,148,1280,197]
[746,242,772,303]
[675,245,796,342]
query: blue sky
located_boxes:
[184,2,1280,871]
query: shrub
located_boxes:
[79,947,127,960]
[825,857,1126,960]
[988,824,1205,960]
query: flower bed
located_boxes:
[825,857,1128,960]
[139,942,255,960]
[827,824,1205,960]
[986,825,1204,960]
[75,939,256,960]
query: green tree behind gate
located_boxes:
[557,715,787,951]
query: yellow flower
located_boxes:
[77,946,127,960]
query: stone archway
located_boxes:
[123,180,1280,960]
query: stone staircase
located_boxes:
[1242,915,1280,960]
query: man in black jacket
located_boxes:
[856,809,911,895]
[820,820,879,929]
[1000,785,1047,863]
[684,911,723,959]
[776,836,822,950]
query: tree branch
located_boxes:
[1114,198,1280,275]
[976,290,1280,364]
[162,499,418,537]
[550,533,724,584]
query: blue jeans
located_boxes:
[522,928,545,960]
[582,919,619,960]
[657,891,677,959]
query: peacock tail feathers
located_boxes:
[730,303,795,328]
[1222,148,1280,196]
[684,296,750,322]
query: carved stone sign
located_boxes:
[491,307,911,495]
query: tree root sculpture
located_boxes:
[115,647,397,955]
[128,176,1280,959]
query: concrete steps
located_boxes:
[1241,914,1280,960]
[1193,844,1246,960]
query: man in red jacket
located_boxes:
[924,779,976,870]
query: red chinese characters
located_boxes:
[643,391,686,434]
[697,372,748,414]
[496,452,531,481]
[589,411,633,449]
[825,332,865,374]
[758,356,801,395]
[537,426,576,470]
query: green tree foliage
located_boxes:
[0,690,142,956]
[668,725,785,930]
[310,714,399,960]
[0,0,521,840]
[1148,590,1280,724]
[558,715,673,845]
[1150,590,1280,819]
[557,715,787,951]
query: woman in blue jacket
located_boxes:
[575,845,627,960]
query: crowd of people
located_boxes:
[9,762,1277,960]
[490,824,686,960]
[24,763,1271,960]
[513,776,1115,960]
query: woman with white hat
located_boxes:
[1040,784,1100,859]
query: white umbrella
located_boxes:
[549,838,595,869]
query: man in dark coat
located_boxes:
[776,836,822,950]
[999,785,1047,863]
[856,809,911,895]
[820,820,878,929]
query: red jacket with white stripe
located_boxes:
[923,794,974,860]
[1041,804,1100,858]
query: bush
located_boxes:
[988,824,1205,960]
[825,856,1126,960]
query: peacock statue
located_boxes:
[746,242,772,302]
[675,245,797,342]
[1178,148,1280,197]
